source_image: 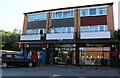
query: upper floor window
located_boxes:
[52,10,74,19]
[98,7,106,15]
[51,27,74,33]
[99,25,105,32]
[80,25,108,32]
[90,26,98,32]
[28,13,47,22]
[56,12,62,19]
[80,9,88,16]
[26,29,46,35]
[80,7,106,17]
[89,8,97,15]
[80,26,90,32]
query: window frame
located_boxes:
[80,6,107,17]
[52,10,74,19]
[27,13,47,22]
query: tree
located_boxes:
[1,29,20,51]
[114,29,120,50]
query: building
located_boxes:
[118,1,120,29]
[19,3,115,66]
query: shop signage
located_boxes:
[79,47,110,51]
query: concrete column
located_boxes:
[22,14,28,35]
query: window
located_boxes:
[52,12,56,19]
[80,25,108,32]
[104,25,108,31]
[80,26,90,32]
[63,11,70,18]
[52,10,74,19]
[56,12,62,19]
[26,29,45,35]
[80,9,88,16]
[55,28,62,33]
[98,7,106,15]
[27,13,47,22]
[89,8,96,15]
[67,27,72,33]
[34,14,41,21]
[90,26,98,32]
[6,55,12,58]
[26,29,38,35]
[80,7,107,17]
[14,55,25,59]
[51,27,74,33]
[41,14,47,20]
[28,16,34,22]
[99,25,104,32]
[70,10,74,17]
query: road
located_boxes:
[1,65,120,78]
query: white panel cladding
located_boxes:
[20,35,41,40]
[80,31,110,39]
[46,33,74,40]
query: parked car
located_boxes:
[2,54,37,68]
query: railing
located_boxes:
[80,31,111,39]
[46,33,74,40]
[20,34,41,41]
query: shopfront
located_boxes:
[48,44,76,65]
[79,44,111,66]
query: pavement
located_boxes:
[1,65,120,78]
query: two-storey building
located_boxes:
[19,3,115,66]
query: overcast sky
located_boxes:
[0,0,119,32]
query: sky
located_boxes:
[0,0,119,32]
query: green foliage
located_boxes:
[114,29,120,49]
[0,29,20,51]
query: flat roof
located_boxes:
[24,2,113,15]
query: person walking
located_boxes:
[37,50,42,66]
[95,58,98,70]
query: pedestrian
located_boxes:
[37,50,42,66]
[54,56,59,64]
[32,51,38,64]
[65,54,70,67]
[95,58,98,70]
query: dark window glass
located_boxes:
[89,9,96,15]
[56,12,62,19]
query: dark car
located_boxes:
[2,54,37,68]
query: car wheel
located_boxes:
[28,62,33,67]
[2,63,8,68]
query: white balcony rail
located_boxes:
[80,31,111,39]
[46,33,74,40]
[20,35,41,41]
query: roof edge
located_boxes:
[24,2,114,15]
